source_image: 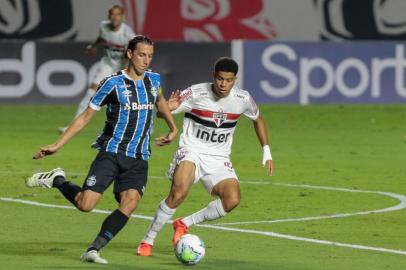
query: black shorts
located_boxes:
[82,151,148,198]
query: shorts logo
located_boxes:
[224,161,233,169]
[213,112,227,127]
[176,150,187,163]
[86,175,97,186]
[224,161,234,172]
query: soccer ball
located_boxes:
[174,234,205,265]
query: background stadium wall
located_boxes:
[0,41,229,104]
[1,0,406,42]
[1,40,406,105]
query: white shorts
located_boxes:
[167,148,238,194]
[90,60,116,85]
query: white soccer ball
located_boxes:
[174,234,205,265]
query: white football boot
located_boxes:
[80,250,108,264]
[26,168,65,188]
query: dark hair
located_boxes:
[108,5,124,15]
[214,57,238,75]
[127,35,154,51]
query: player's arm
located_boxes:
[156,87,193,118]
[244,93,273,176]
[156,89,181,118]
[33,108,97,159]
[252,115,273,176]
[87,23,105,55]
[86,37,103,56]
[154,92,178,147]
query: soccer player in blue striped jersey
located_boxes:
[26,35,178,264]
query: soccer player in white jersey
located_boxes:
[136,57,274,256]
[59,5,135,133]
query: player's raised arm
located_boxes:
[167,90,181,111]
[155,89,183,118]
[155,92,178,146]
[33,107,97,159]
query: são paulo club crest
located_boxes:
[213,112,227,127]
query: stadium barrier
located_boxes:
[1,41,406,104]
[0,41,229,104]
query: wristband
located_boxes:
[262,145,272,166]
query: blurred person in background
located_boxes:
[59,5,135,133]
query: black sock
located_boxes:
[53,176,81,205]
[87,209,129,252]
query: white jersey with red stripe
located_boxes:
[99,21,135,69]
[172,83,259,156]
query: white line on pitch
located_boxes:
[196,223,406,256]
[4,171,406,232]
[1,196,406,256]
[5,170,406,226]
[212,183,406,226]
[1,170,274,184]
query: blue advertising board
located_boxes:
[234,41,406,104]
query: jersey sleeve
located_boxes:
[89,78,116,111]
[172,87,194,114]
[243,92,260,120]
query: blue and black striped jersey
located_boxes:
[89,70,160,160]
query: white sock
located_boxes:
[75,88,95,118]
[182,199,226,227]
[143,200,176,245]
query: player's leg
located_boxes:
[26,168,104,212]
[76,151,118,212]
[57,83,97,134]
[137,155,196,256]
[183,178,239,225]
[174,178,238,241]
[75,61,113,117]
[83,189,141,263]
[176,157,239,233]
[84,155,146,261]
[74,83,97,117]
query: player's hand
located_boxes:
[168,90,181,110]
[264,160,273,176]
[86,45,97,56]
[33,144,60,159]
[155,130,177,147]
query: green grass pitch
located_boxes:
[0,104,406,270]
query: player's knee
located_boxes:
[222,194,240,212]
[119,191,140,214]
[167,189,188,207]
[77,201,95,212]
[121,196,138,211]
